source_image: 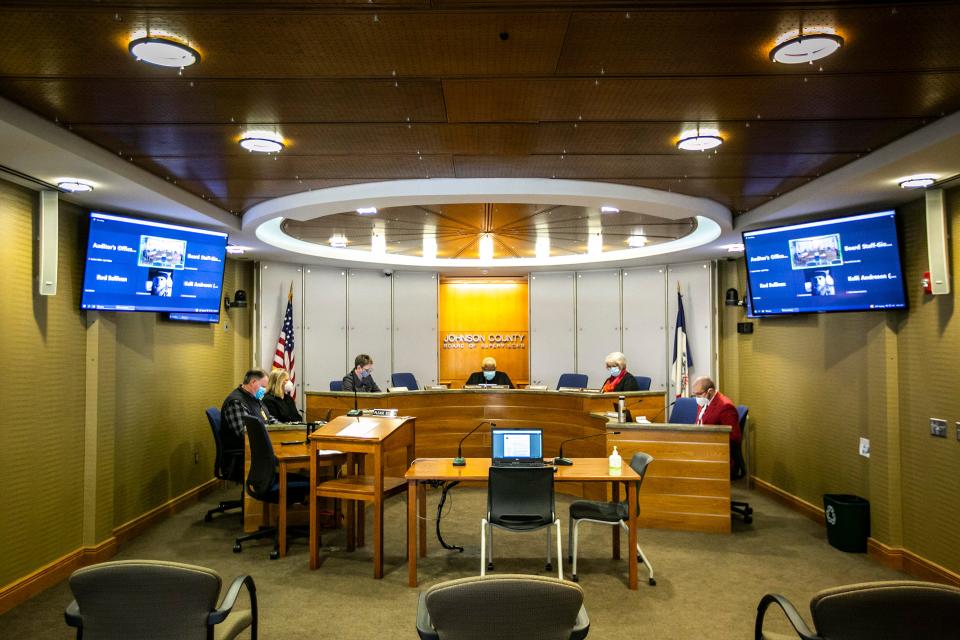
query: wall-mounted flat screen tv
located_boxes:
[742,210,907,316]
[81,212,228,314]
[168,312,221,323]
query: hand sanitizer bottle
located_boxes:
[609,445,622,471]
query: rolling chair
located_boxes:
[233,415,310,559]
[416,574,590,640]
[754,580,960,640]
[567,451,656,585]
[668,396,699,424]
[391,372,420,391]
[329,380,343,391]
[731,404,753,524]
[481,466,563,579]
[634,376,652,391]
[65,560,257,640]
[557,373,588,390]
[204,407,244,522]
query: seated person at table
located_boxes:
[465,357,514,388]
[691,376,740,442]
[263,368,301,423]
[342,353,381,393]
[601,351,640,393]
[220,368,275,455]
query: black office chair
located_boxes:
[732,404,753,524]
[233,415,310,560]
[567,451,656,585]
[557,373,588,390]
[481,466,563,579]
[668,397,699,423]
[329,380,343,391]
[391,372,419,391]
[204,407,244,522]
[634,375,652,391]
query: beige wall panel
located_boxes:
[0,182,86,587]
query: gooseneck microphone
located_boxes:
[346,371,362,417]
[649,399,677,424]
[453,420,495,467]
[554,431,620,466]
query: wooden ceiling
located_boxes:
[1,1,958,216]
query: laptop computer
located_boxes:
[491,428,545,467]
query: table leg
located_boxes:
[279,466,288,558]
[611,482,621,560]
[628,481,638,590]
[373,496,383,579]
[309,492,320,569]
[346,499,356,551]
[407,480,418,587]
[418,483,427,558]
[357,456,366,548]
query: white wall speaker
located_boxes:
[38,190,58,296]
[925,188,950,295]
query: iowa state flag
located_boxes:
[672,289,693,398]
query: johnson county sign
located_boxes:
[442,333,526,350]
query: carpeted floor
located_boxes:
[1,482,905,639]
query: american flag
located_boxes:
[273,283,296,398]
[671,286,693,398]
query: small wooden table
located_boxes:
[405,458,641,589]
[309,415,416,578]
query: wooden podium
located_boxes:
[308,415,416,577]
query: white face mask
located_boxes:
[283,381,294,395]
[695,394,710,408]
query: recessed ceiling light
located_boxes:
[57,178,94,192]
[535,236,550,258]
[677,133,723,151]
[587,233,603,255]
[356,207,378,215]
[329,234,348,248]
[128,36,200,69]
[600,206,620,214]
[239,130,285,153]
[898,175,937,189]
[770,32,843,64]
[628,235,647,248]
[479,234,494,261]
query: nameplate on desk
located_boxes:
[371,408,399,417]
[424,385,448,391]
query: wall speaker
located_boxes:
[925,189,950,295]
[736,322,754,334]
[38,190,58,296]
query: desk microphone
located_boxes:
[453,421,494,467]
[554,431,620,466]
[649,399,677,424]
[346,375,362,418]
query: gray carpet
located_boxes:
[1,482,905,639]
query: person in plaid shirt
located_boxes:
[219,369,275,470]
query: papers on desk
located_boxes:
[315,449,343,456]
[337,421,379,438]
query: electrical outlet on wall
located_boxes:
[930,418,948,438]
[858,437,870,458]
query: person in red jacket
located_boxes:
[691,376,741,442]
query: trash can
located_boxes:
[823,494,870,552]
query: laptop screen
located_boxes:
[491,428,543,462]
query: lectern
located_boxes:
[308,415,416,577]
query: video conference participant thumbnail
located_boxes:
[465,357,514,388]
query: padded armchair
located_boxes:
[732,404,753,523]
[755,580,960,640]
[329,380,343,391]
[634,375,652,390]
[65,559,257,640]
[567,451,656,585]
[416,574,589,640]
[668,396,699,424]
[481,466,563,579]
[233,415,309,559]
[204,407,244,522]
[391,372,420,391]
[557,373,588,390]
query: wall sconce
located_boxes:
[224,290,248,309]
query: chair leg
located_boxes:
[567,513,573,564]
[545,525,553,572]
[487,527,494,571]
[554,520,563,580]
[571,519,580,582]
[480,519,487,576]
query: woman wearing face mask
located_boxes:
[601,352,640,393]
[263,368,301,423]
[465,356,514,388]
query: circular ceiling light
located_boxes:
[677,134,723,151]
[770,33,843,64]
[898,175,937,189]
[239,131,285,153]
[57,179,94,193]
[128,37,200,69]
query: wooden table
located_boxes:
[309,415,416,578]
[405,458,641,589]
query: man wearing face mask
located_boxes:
[263,368,301,423]
[601,351,640,393]
[342,354,382,393]
[219,368,276,459]
[465,357,514,388]
[691,376,741,442]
